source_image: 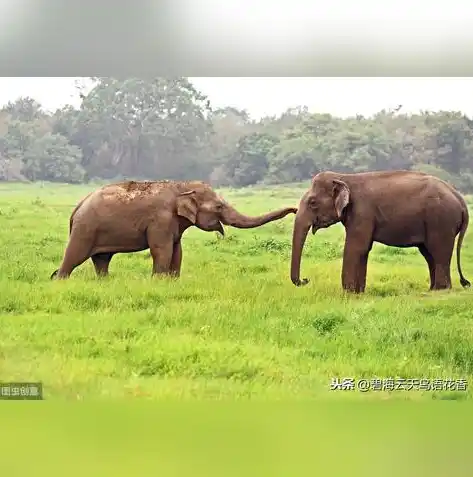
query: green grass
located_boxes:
[1,181,473,401]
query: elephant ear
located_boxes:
[176,191,198,224]
[332,180,350,218]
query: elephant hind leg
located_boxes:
[91,253,114,277]
[418,244,435,290]
[425,236,455,290]
[54,232,94,279]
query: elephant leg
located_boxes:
[91,253,114,277]
[426,236,454,290]
[418,244,435,290]
[355,247,372,293]
[54,234,93,279]
[147,228,173,276]
[169,241,182,277]
[341,230,373,293]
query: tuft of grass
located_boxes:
[0,182,472,400]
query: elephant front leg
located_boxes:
[355,252,370,293]
[341,233,373,293]
[169,241,182,278]
[147,229,174,276]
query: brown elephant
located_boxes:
[290,170,471,293]
[50,180,297,279]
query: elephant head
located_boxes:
[175,182,298,235]
[290,172,350,286]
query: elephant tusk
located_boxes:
[216,222,225,237]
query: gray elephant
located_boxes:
[290,170,470,293]
[50,180,297,279]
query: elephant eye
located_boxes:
[308,198,317,209]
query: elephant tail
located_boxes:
[69,201,82,234]
[50,269,59,280]
[69,191,93,234]
[457,208,471,288]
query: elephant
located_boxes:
[290,170,471,293]
[50,180,297,279]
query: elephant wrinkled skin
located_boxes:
[51,180,297,279]
[290,170,471,293]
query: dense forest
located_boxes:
[1,77,473,192]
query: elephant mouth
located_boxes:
[210,220,225,236]
[198,220,225,236]
[311,219,337,234]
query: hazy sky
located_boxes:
[0,77,472,119]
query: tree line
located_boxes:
[1,77,473,192]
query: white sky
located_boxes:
[0,77,472,119]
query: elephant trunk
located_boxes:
[221,205,296,229]
[290,213,311,286]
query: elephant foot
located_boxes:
[342,284,364,294]
[430,285,452,291]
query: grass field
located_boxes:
[1,180,473,401]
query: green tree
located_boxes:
[73,77,214,180]
[22,133,84,183]
[224,132,278,187]
[1,97,45,122]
